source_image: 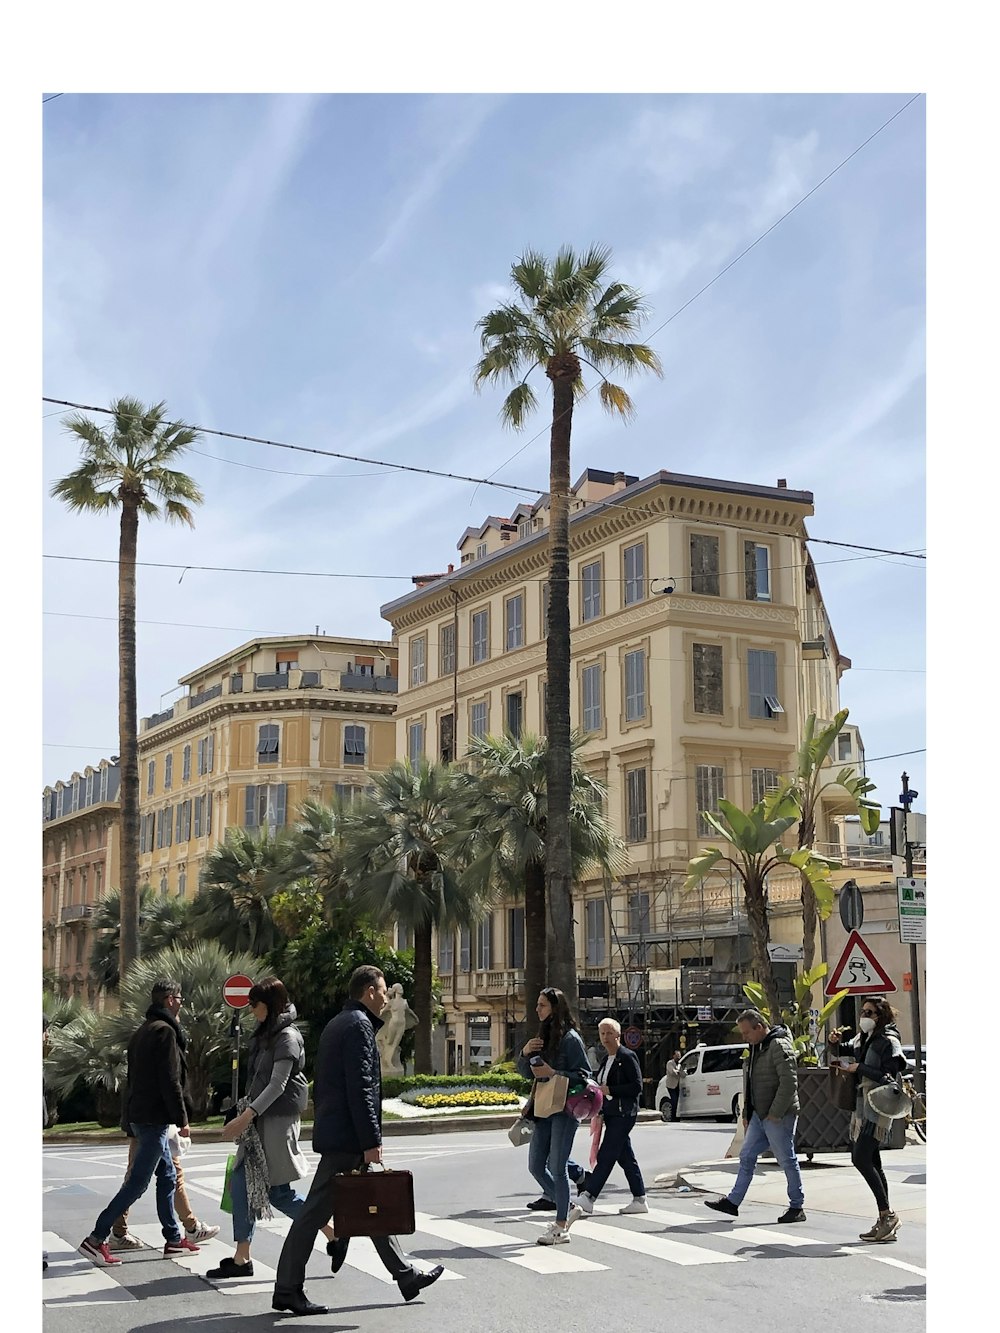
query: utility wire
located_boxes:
[42,93,64,104]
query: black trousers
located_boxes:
[275,1151,415,1294]
[851,1125,890,1211]
[668,1086,681,1121]
[582,1114,645,1199]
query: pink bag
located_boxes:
[565,1080,604,1123]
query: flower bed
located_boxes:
[410,1090,521,1109]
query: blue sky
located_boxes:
[41,91,925,809]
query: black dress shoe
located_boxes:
[704,1197,739,1217]
[399,1264,444,1302]
[206,1257,254,1278]
[272,1287,329,1315]
[526,1197,557,1211]
[327,1237,349,1273]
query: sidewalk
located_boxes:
[663,1140,926,1225]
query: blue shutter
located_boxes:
[747,649,764,717]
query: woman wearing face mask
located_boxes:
[829,997,907,1243]
[516,987,591,1245]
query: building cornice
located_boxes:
[137,693,397,752]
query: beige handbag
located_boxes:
[532,1074,569,1118]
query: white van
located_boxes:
[654,1044,746,1122]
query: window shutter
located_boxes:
[276,784,287,827]
[744,541,757,600]
[245,785,257,828]
[206,791,212,836]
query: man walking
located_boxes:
[664,1049,683,1122]
[704,1009,806,1224]
[79,978,201,1265]
[272,965,443,1316]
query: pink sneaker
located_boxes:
[79,1236,123,1266]
[164,1237,200,1255]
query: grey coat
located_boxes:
[236,1007,309,1187]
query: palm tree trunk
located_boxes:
[523,859,546,1024]
[744,868,781,1021]
[118,501,141,977]
[413,917,433,1073]
[797,807,817,1000]
[544,357,577,1002]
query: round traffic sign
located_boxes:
[223,973,254,1008]
[838,880,864,932]
[623,1026,643,1050]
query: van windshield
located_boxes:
[701,1048,744,1073]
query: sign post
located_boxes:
[223,973,254,1111]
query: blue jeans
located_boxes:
[92,1123,181,1243]
[230,1160,306,1244]
[527,1112,580,1221]
[729,1111,804,1209]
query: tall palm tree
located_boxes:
[457,732,629,1024]
[89,884,159,992]
[474,247,661,999]
[190,826,291,956]
[340,760,490,1073]
[51,398,203,977]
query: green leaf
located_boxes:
[684,847,723,889]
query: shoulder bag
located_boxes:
[532,1074,569,1118]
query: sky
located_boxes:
[39,90,926,812]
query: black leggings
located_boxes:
[851,1126,890,1211]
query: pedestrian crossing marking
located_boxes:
[641,1206,820,1248]
[537,1215,744,1266]
[258,1213,465,1285]
[413,1211,607,1275]
[42,1232,136,1305]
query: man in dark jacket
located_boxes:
[568,1018,647,1220]
[79,978,200,1266]
[704,1009,806,1224]
[272,965,444,1317]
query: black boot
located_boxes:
[272,1286,329,1315]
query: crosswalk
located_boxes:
[42,1193,926,1308]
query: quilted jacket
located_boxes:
[311,999,384,1155]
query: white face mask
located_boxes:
[859,1016,876,1034]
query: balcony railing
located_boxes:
[188,682,223,709]
[60,903,93,922]
[253,672,289,691]
[340,672,398,693]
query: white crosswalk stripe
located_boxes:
[412,1211,606,1274]
[42,1232,136,1305]
[531,1214,743,1266]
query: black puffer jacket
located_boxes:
[122,1005,192,1129]
[311,1000,383,1155]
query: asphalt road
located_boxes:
[43,1120,926,1332]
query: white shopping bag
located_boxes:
[167,1124,191,1157]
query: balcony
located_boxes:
[253,672,290,691]
[147,706,175,728]
[189,682,223,709]
[60,903,93,923]
[340,671,398,693]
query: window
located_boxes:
[409,636,427,687]
[258,723,280,764]
[182,745,191,782]
[159,872,169,898]
[690,534,721,596]
[744,541,771,601]
[581,560,602,621]
[628,890,651,935]
[439,930,455,975]
[624,648,647,722]
[837,733,852,762]
[751,767,780,806]
[541,583,550,636]
[193,795,203,839]
[585,900,606,966]
[505,594,524,651]
[178,865,187,899]
[459,926,471,972]
[693,643,724,715]
[624,543,646,605]
[476,541,488,560]
[176,799,192,842]
[396,922,415,952]
[582,663,602,732]
[408,721,425,765]
[157,805,173,849]
[626,769,648,843]
[85,771,94,806]
[471,609,489,663]
[702,1048,745,1074]
[508,907,525,970]
[866,830,885,846]
[696,764,726,836]
[140,813,153,853]
[344,724,366,766]
[276,652,299,674]
[518,518,534,539]
[147,759,156,796]
[245,783,287,830]
[747,648,781,718]
[476,916,492,970]
[439,713,455,764]
[334,783,360,805]
[197,734,214,775]
[164,753,173,790]
[505,691,523,741]
[470,700,488,740]
[439,622,456,676]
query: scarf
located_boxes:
[848,1028,904,1146]
[235,1096,273,1219]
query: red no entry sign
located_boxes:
[223,974,254,1008]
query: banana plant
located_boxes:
[685,788,840,1021]
[741,963,848,1065]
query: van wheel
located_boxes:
[659,1099,671,1123]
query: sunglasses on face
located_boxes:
[861,1010,877,1017]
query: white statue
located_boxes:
[376,983,419,1078]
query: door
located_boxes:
[678,1050,701,1115]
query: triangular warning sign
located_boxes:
[825,929,896,995]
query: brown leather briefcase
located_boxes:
[333,1167,416,1237]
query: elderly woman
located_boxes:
[569,1017,647,1220]
[209,977,339,1279]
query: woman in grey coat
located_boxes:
[209,977,339,1279]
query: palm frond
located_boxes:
[598,380,636,420]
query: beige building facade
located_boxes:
[381,466,871,1073]
[136,635,398,899]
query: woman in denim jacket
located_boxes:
[517,987,591,1245]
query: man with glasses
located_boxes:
[79,978,202,1266]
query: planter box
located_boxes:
[794,1066,905,1155]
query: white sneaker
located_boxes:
[575,1193,595,1215]
[186,1223,221,1242]
[567,1205,586,1226]
[108,1232,143,1251]
[619,1197,649,1215]
[536,1224,570,1246]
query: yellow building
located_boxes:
[137,635,398,898]
[381,466,866,1071]
[42,759,121,1000]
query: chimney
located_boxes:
[776,479,787,489]
[448,563,454,573]
[614,470,626,491]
